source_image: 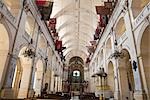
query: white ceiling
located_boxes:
[51,0,104,63]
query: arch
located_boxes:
[118,49,135,100]
[114,17,126,39]
[140,25,150,97]
[69,56,84,65]
[3,0,21,17]
[68,62,84,92]
[137,22,149,56]
[107,61,115,96]
[131,0,149,18]
[0,23,10,89]
[33,59,44,96]
[25,15,38,37]
[12,46,33,98]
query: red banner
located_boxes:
[94,33,99,40]
[49,18,57,24]
[99,15,109,27]
[95,27,101,34]
[55,40,62,51]
[36,0,47,6]
[49,24,56,30]
[53,32,58,37]
[49,18,56,30]
[95,6,111,15]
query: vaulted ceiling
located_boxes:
[51,0,104,64]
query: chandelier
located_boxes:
[110,50,124,59]
[23,48,35,59]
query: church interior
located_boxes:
[0,0,150,100]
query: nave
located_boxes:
[0,0,150,100]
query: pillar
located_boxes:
[137,56,149,99]
[113,59,120,100]
[18,62,32,98]
[1,55,18,99]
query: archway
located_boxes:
[14,47,33,98]
[114,17,126,39]
[3,0,21,17]
[33,59,44,96]
[68,56,84,95]
[107,61,115,95]
[131,0,149,18]
[140,25,150,97]
[118,49,135,100]
[0,24,9,89]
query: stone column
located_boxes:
[113,59,120,100]
[1,54,18,99]
[27,60,37,98]
[137,56,149,99]
[124,8,144,100]
[18,60,32,98]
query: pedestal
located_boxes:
[134,90,144,100]
[114,91,120,100]
[1,88,15,99]
[27,89,35,98]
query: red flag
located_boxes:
[49,24,56,30]
[53,32,58,37]
[55,40,62,51]
[95,6,111,15]
[94,33,99,40]
[49,18,56,24]
[49,18,56,30]
[99,15,109,27]
[38,1,53,20]
[95,27,101,34]
[36,0,46,6]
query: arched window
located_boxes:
[73,70,80,77]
